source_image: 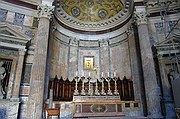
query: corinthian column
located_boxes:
[27,4,54,119]
[134,7,162,118]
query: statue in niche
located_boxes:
[0,61,6,99]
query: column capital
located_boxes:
[37,4,55,19]
[134,6,148,25]
[18,48,26,56]
[99,39,109,47]
[69,37,79,47]
[134,11,148,25]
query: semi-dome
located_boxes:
[61,0,124,22]
[55,0,133,32]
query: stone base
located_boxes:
[73,96,123,118]
[0,99,20,119]
[73,96,121,102]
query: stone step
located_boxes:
[73,116,150,119]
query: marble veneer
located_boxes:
[0,99,20,119]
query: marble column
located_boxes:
[134,7,162,118]
[27,4,54,119]
[12,48,26,98]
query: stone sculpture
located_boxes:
[0,61,6,99]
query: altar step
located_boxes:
[73,116,151,119]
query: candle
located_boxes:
[114,72,116,77]
[76,71,78,76]
[101,72,104,77]
[82,71,84,76]
[89,72,91,77]
[107,72,109,77]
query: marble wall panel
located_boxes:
[79,40,99,47]
[23,15,34,27]
[69,46,78,81]
[100,46,109,76]
[13,13,25,25]
[0,8,8,21]
[6,11,15,23]
[109,33,128,45]
[50,39,69,79]
[110,42,131,79]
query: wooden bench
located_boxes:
[45,108,60,119]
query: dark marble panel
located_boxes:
[0,107,7,118]
[0,8,8,21]
[13,13,25,25]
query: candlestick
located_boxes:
[114,72,116,77]
[82,71,84,76]
[101,72,103,77]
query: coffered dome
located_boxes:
[61,0,124,22]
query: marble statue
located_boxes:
[0,61,6,99]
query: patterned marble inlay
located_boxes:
[154,22,164,34]
[61,0,123,22]
[13,13,25,25]
[0,8,8,21]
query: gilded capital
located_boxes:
[37,4,55,19]
[134,11,148,25]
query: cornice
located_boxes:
[0,0,38,17]
[145,0,179,13]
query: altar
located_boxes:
[73,96,123,117]
[48,76,142,118]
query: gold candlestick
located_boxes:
[95,79,100,95]
[106,77,112,95]
[113,77,119,95]
[80,76,86,95]
[87,77,93,96]
[100,77,106,95]
[74,76,79,95]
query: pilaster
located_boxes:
[12,48,26,98]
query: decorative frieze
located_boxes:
[37,4,55,19]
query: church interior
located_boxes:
[0,0,180,119]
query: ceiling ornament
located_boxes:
[61,0,123,22]
[54,0,133,32]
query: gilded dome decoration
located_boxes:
[61,0,124,22]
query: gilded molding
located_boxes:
[37,4,55,19]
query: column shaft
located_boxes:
[27,17,50,119]
[137,24,162,118]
